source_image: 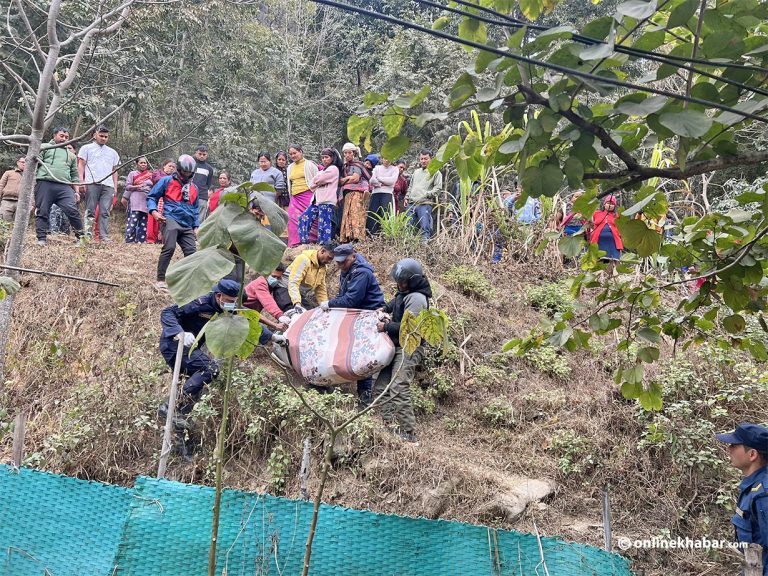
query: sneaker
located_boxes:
[157,401,193,431]
[357,389,372,411]
[36,239,46,246]
[270,344,291,368]
[154,281,169,291]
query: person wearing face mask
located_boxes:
[157,279,286,428]
[243,262,294,330]
[147,154,200,291]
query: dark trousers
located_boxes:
[366,192,395,235]
[34,180,83,241]
[85,184,114,240]
[357,376,373,397]
[159,338,219,413]
[157,218,196,281]
[125,210,148,243]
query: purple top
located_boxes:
[123,170,153,212]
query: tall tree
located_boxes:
[0,0,136,379]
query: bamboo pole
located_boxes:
[157,335,185,479]
[12,412,26,467]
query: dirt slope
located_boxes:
[0,230,758,575]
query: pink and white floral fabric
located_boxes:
[286,308,395,385]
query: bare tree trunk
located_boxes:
[0,0,62,380]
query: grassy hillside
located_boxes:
[1,229,765,575]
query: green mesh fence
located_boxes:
[0,466,131,576]
[0,465,633,576]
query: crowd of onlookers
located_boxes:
[0,125,631,278]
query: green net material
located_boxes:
[0,466,131,576]
[0,465,633,575]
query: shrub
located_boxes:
[525,282,574,316]
[410,384,436,415]
[480,398,516,427]
[267,443,291,495]
[442,265,496,301]
[524,345,571,379]
[375,211,422,248]
[549,430,596,475]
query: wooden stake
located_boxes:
[602,487,612,552]
[299,437,311,500]
[158,336,185,479]
[12,412,26,467]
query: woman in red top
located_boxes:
[208,171,231,214]
[147,158,176,244]
[589,194,623,270]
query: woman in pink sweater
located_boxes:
[298,148,342,244]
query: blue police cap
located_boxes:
[214,279,240,297]
[717,422,768,452]
[333,243,355,262]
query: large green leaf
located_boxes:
[668,0,698,28]
[417,309,450,350]
[559,235,585,259]
[616,218,662,257]
[382,106,406,138]
[702,30,746,60]
[167,247,236,305]
[381,135,410,161]
[523,163,564,197]
[519,0,557,20]
[198,201,242,249]
[204,314,249,358]
[228,213,286,276]
[240,187,289,237]
[617,0,658,20]
[658,110,713,138]
[448,72,476,109]
[614,95,667,116]
[236,309,263,359]
[399,310,421,356]
[722,313,746,334]
[458,17,487,52]
[347,115,373,144]
[563,156,584,189]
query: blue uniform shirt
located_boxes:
[732,465,768,575]
[160,292,273,346]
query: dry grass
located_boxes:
[0,228,760,575]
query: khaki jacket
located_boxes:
[0,169,22,201]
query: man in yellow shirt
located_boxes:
[285,242,334,313]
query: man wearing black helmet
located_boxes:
[374,257,432,443]
[148,154,200,290]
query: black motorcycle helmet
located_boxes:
[390,258,424,289]
[176,154,196,182]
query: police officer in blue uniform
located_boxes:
[717,422,768,574]
[157,279,285,427]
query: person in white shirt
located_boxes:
[78,125,120,241]
[366,156,399,235]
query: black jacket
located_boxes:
[382,276,432,346]
[192,160,214,200]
